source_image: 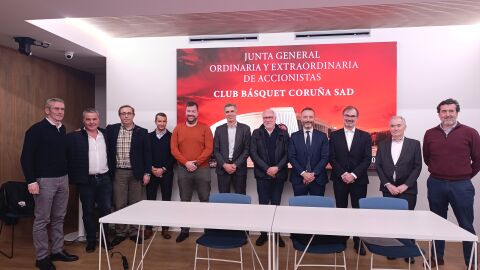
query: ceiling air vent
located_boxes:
[295,29,370,39]
[189,34,258,43]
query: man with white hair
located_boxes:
[250,109,289,247]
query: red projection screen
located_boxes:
[177,42,397,159]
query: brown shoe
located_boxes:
[161,228,171,240]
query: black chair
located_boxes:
[0,181,35,258]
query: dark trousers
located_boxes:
[77,174,112,243]
[427,176,476,265]
[292,181,325,196]
[145,172,173,230]
[333,180,367,247]
[257,178,285,236]
[382,192,417,210]
[257,178,285,205]
[217,173,247,194]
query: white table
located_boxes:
[98,200,277,270]
[272,206,478,270]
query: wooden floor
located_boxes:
[0,223,473,270]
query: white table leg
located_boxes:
[269,232,272,270]
[99,222,112,270]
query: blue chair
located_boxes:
[356,197,422,270]
[194,193,255,270]
[287,196,347,270]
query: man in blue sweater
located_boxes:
[21,98,78,270]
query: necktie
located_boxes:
[306,131,312,171]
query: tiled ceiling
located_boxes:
[84,0,480,38]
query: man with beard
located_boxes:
[250,109,289,247]
[171,101,213,243]
[329,105,372,255]
[288,107,329,196]
[423,98,480,267]
[213,103,251,194]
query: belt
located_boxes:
[89,172,109,178]
[116,167,132,170]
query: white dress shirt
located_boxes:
[303,128,313,144]
[344,128,355,151]
[88,131,109,175]
[227,123,237,160]
[391,137,404,180]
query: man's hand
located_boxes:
[386,183,400,195]
[342,172,355,184]
[266,166,279,178]
[152,166,164,178]
[143,174,151,185]
[185,161,198,172]
[223,163,236,174]
[28,182,39,195]
[302,172,315,184]
[397,184,409,194]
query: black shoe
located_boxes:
[129,235,143,244]
[86,242,96,253]
[278,235,285,248]
[176,231,189,243]
[111,236,126,247]
[425,257,444,267]
[50,250,79,262]
[404,257,415,264]
[256,234,268,246]
[36,257,56,270]
[354,245,366,256]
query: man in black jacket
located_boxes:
[21,98,78,270]
[145,112,175,239]
[106,105,152,246]
[250,109,289,247]
[329,105,372,255]
[67,108,112,253]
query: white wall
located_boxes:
[106,24,480,231]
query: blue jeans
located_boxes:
[77,174,113,243]
[427,176,476,265]
[256,178,285,206]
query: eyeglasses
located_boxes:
[120,112,133,116]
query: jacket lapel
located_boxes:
[396,137,410,164]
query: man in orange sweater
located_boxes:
[171,101,214,242]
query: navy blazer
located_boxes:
[329,128,372,185]
[250,124,289,180]
[288,129,329,185]
[106,123,152,180]
[375,137,422,194]
[213,122,251,176]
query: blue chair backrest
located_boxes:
[359,197,408,210]
[209,193,251,204]
[288,195,335,208]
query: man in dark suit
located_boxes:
[288,107,329,196]
[145,112,175,239]
[67,108,113,253]
[329,105,372,255]
[250,109,289,247]
[375,115,422,264]
[106,105,151,246]
[214,103,251,194]
[376,116,422,210]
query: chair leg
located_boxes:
[285,244,290,270]
[240,247,243,270]
[194,244,199,270]
[334,252,337,269]
[250,244,256,270]
[370,253,374,270]
[207,248,211,270]
[342,251,347,270]
[0,221,14,259]
[356,240,362,270]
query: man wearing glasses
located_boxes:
[106,105,151,246]
[329,105,372,255]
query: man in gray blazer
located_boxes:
[213,103,251,194]
[375,115,422,210]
